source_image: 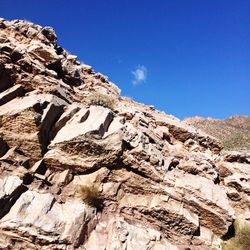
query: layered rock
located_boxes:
[0,18,249,249]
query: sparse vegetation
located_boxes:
[223,132,250,150]
[85,92,116,110]
[222,220,250,250]
[78,184,104,211]
[185,116,250,151]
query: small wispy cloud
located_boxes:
[131,65,147,85]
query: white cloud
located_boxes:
[131,65,147,85]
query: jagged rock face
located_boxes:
[0,18,249,250]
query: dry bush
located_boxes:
[85,92,116,110]
[222,220,250,250]
[78,184,104,211]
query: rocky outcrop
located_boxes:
[184,115,250,151]
[0,18,249,249]
[0,190,96,248]
[217,151,250,215]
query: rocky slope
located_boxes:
[0,18,249,250]
[184,116,250,150]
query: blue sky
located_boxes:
[1,0,249,119]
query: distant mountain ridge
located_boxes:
[184,115,250,150]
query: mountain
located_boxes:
[0,18,249,250]
[184,116,250,150]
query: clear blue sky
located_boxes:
[1,0,249,119]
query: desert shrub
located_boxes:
[78,184,104,211]
[222,220,250,250]
[85,92,116,110]
[223,132,250,150]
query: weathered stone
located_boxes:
[174,173,234,235]
[52,105,113,144]
[27,43,58,64]
[119,194,199,241]
[0,93,67,162]
[84,216,179,250]
[73,168,110,187]
[178,153,218,181]
[223,151,250,164]
[224,173,250,194]
[153,112,222,153]
[0,176,22,200]
[44,130,123,172]
[0,175,26,218]
[0,18,246,250]
[43,106,121,172]
[49,169,73,187]
[61,58,82,86]
[0,147,29,167]
[0,190,95,246]
[0,84,25,105]
[217,162,233,178]
[0,30,8,43]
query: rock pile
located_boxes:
[0,18,249,249]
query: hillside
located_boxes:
[184,116,250,150]
[0,18,249,250]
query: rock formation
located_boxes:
[184,115,250,151]
[0,18,249,249]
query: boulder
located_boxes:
[0,190,96,247]
[174,173,234,235]
[0,93,66,162]
[27,43,58,65]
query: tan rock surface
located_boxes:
[0,18,249,249]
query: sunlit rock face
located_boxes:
[0,18,249,250]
